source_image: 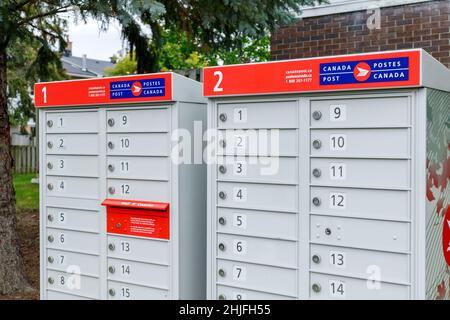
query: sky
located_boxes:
[67,17,125,61]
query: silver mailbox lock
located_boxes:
[48,256,54,264]
[47,183,54,191]
[312,111,322,120]
[219,191,227,200]
[47,120,53,128]
[47,214,54,222]
[108,164,115,172]
[108,118,115,127]
[48,277,54,285]
[47,162,53,170]
[108,266,116,274]
[218,243,226,251]
[312,283,321,293]
[109,289,116,297]
[312,168,322,178]
[218,294,226,300]
[219,140,227,148]
[219,113,227,122]
[47,141,53,149]
[108,243,116,251]
[47,235,54,243]
[312,139,322,150]
[312,197,321,207]
[108,141,114,149]
[108,187,115,195]
[218,165,227,174]
[312,255,321,264]
[218,217,226,225]
[325,228,332,236]
[218,269,226,277]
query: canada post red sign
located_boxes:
[204,50,421,96]
[35,73,172,107]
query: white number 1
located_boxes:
[42,86,47,103]
[213,71,223,92]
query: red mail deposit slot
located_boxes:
[102,199,170,240]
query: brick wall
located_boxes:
[271,0,450,67]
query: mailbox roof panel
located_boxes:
[204,49,450,97]
[35,72,204,108]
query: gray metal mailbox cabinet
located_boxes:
[35,73,207,300]
[204,49,450,300]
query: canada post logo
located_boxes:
[110,78,165,99]
[320,57,409,85]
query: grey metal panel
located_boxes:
[310,97,410,127]
[217,156,298,184]
[46,176,99,199]
[106,108,170,132]
[310,158,410,189]
[217,129,298,156]
[46,228,100,255]
[106,179,169,201]
[310,128,410,158]
[106,133,169,156]
[45,197,99,212]
[217,233,297,268]
[46,207,99,233]
[107,156,169,181]
[46,155,99,177]
[216,208,297,241]
[107,235,169,265]
[310,273,410,300]
[216,285,296,300]
[310,244,410,284]
[46,134,98,155]
[216,259,297,297]
[310,215,410,253]
[310,186,410,221]
[217,182,298,212]
[107,258,169,289]
[45,111,99,133]
[46,249,100,277]
[46,290,93,300]
[217,100,298,129]
[46,270,100,299]
[107,281,169,300]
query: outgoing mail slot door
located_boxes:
[216,259,297,298]
[46,134,98,155]
[106,179,169,202]
[107,157,169,181]
[310,273,410,300]
[217,129,298,157]
[107,235,169,265]
[309,244,410,284]
[107,258,169,289]
[46,176,99,199]
[46,249,100,277]
[46,228,100,255]
[310,96,410,128]
[217,182,298,212]
[45,111,99,133]
[310,187,410,221]
[216,285,296,300]
[108,281,169,300]
[107,133,169,156]
[216,234,297,268]
[217,208,297,240]
[106,108,170,133]
[46,155,99,177]
[310,128,410,158]
[103,199,170,240]
[46,207,99,233]
[310,215,410,253]
[217,156,298,185]
[310,158,410,189]
[217,100,298,129]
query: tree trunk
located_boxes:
[0,47,32,294]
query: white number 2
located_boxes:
[213,71,223,92]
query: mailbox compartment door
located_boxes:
[46,249,100,277]
[107,235,169,265]
[108,281,169,300]
[46,155,99,177]
[46,228,100,255]
[46,270,100,299]
[107,133,169,156]
[106,108,169,133]
[46,207,99,233]
[46,134,98,155]
[107,157,169,181]
[45,111,99,133]
[46,176,99,199]
[106,179,169,201]
[216,285,296,300]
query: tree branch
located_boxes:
[18,5,72,26]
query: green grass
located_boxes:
[13,173,39,211]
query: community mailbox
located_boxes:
[35,73,207,300]
[204,49,450,300]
